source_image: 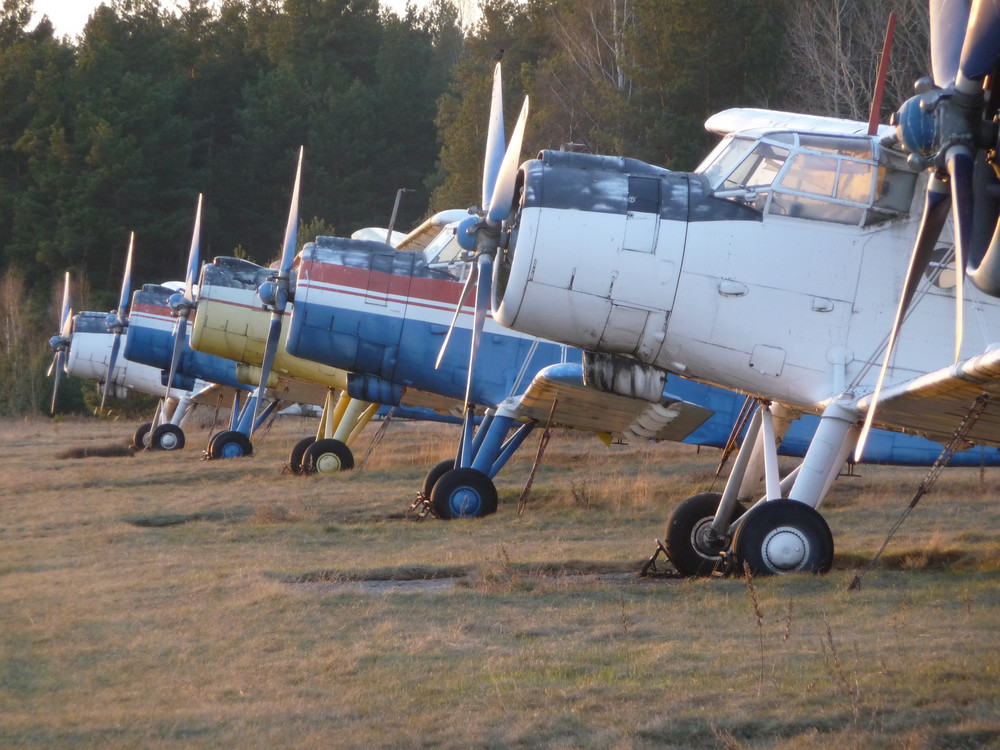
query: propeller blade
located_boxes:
[50,274,73,414]
[464,254,493,408]
[164,320,186,393]
[58,271,71,332]
[855,179,952,461]
[165,195,204,393]
[947,147,976,361]
[49,351,64,414]
[279,146,304,277]
[487,96,529,224]
[251,148,303,431]
[102,233,135,412]
[117,232,135,320]
[184,194,203,301]
[101,331,122,412]
[435,262,478,370]
[251,312,283,427]
[957,0,1000,83]
[482,63,506,210]
[930,0,971,86]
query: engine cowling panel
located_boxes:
[494,150,760,365]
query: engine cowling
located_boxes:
[492,150,690,365]
[493,150,758,365]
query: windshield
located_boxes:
[698,130,913,226]
[423,226,463,266]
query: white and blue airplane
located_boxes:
[185,63,1000,555]
[446,0,1000,574]
[47,269,234,450]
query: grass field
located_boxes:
[1,414,998,749]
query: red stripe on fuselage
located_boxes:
[300,259,476,311]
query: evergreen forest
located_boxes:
[0,0,931,414]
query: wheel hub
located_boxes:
[449,487,481,517]
[159,433,178,450]
[691,518,726,559]
[220,442,244,459]
[762,527,808,571]
[315,452,342,473]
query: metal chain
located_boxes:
[849,392,990,590]
[357,408,394,471]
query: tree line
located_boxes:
[0,0,929,414]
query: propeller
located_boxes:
[856,0,1000,460]
[251,146,303,430]
[435,62,529,409]
[101,232,135,412]
[164,194,203,394]
[47,272,73,414]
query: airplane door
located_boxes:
[623,176,660,253]
[366,253,392,306]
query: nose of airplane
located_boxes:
[492,150,689,365]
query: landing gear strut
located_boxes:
[660,399,857,577]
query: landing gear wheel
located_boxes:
[288,436,316,474]
[150,423,185,451]
[302,438,354,474]
[207,430,253,459]
[133,422,153,450]
[731,499,834,576]
[422,459,456,497]
[664,492,747,577]
[431,468,498,519]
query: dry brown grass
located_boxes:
[1,415,998,748]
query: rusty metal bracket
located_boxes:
[405,492,437,521]
[640,539,670,577]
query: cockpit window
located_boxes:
[699,130,915,227]
[423,226,463,267]
[724,143,789,191]
[697,136,754,188]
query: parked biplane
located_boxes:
[447,1,1000,574]
[190,64,1000,527]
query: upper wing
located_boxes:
[506,363,715,443]
[856,347,1000,446]
[394,209,469,252]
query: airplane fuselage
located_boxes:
[67,312,196,399]
[289,237,579,409]
[493,125,1000,416]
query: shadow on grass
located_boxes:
[122,506,253,527]
[55,443,135,459]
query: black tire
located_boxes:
[207,430,253,460]
[302,438,354,474]
[133,422,153,450]
[288,436,316,474]
[430,467,498,519]
[664,492,747,577]
[150,423,185,451]
[731,499,834,576]
[422,459,456,497]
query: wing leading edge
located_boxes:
[856,347,1000,446]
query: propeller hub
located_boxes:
[167,292,193,314]
[105,313,126,333]
[456,215,482,252]
[48,335,68,351]
[896,93,937,157]
[257,279,288,311]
